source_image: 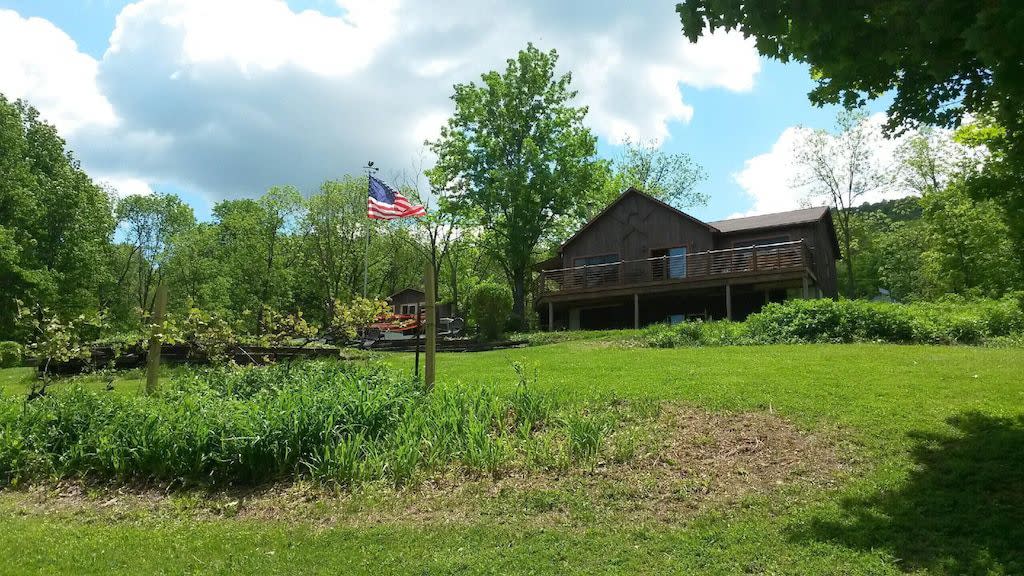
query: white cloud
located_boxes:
[2,1,762,202]
[732,113,921,217]
[97,175,155,197]
[0,9,117,133]
[731,126,814,217]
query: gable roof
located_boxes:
[708,206,831,233]
[389,287,424,299]
[559,187,718,253]
[710,205,840,255]
[549,189,841,260]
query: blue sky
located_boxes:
[0,0,891,222]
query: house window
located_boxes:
[732,236,789,248]
[652,246,687,279]
[573,254,620,287]
[574,254,619,267]
[399,304,418,316]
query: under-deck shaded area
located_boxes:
[543,281,807,331]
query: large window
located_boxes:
[573,254,620,267]
[732,236,789,248]
[573,253,620,287]
[652,246,687,279]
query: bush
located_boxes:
[638,320,746,348]
[744,297,1024,345]
[0,341,22,368]
[469,282,513,341]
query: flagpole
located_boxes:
[362,161,379,297]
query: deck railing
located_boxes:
[538,240,812,296]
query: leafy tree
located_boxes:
[954,119,1024,275]
[676,1,1024,154]
[793,110,896,297]
[897,127,967,196]
[919,183,1018,297]
[595,137,707,214]
[164,223,229,312]
[0,95,115,338]
[115,193,195,318]
[211,188,303,333]
[469,282,512,341]
[427,44,603,326]
[299,177,375,320]
[876,219,931,300]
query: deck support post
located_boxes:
[548,301,554,332]
[802,275,810,299]
[633,293,639,329]
[725,283,733,321]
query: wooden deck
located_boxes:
[537,240,814,301]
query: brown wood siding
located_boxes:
[714,223,837,298]
[390,289,424,307]
[811,219,839,297]
[561,193,714,266]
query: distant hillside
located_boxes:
[848,196,923,221]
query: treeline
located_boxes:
[841,189,1020,301]
[0,94,498,340]
[786,111,1024,302]
[5,41,1024,344]
[2,45,713,341]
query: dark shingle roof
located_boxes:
[708,206,830,233]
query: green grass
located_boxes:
[2,341,1023,574]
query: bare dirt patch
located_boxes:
[0,403,849,528]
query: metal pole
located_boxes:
[362,223,370,297]
[362,161,379,298]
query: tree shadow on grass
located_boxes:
[790,411,1024,575]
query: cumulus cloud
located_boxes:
[731,113,921,217]
[0,9,117,133]
[98,175,155,198]
[1,1,761,203]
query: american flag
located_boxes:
[367,175,426,220]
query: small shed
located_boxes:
[388,288,453,318]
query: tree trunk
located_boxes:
[510,269,526,330]
[449,255,460,317]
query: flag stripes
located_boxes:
[367,175,426,220]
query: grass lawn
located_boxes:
[2,340,1023,574]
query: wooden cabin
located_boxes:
[535,188,840,330]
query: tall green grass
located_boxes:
[0,360,620,488]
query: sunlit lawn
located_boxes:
[1,340,1022,575]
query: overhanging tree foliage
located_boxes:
[427,44,603,326]
[676,1,1023,140]
[676,0,1024,272]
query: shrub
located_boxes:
[638,320,746,348]
[0,341,22,368]
[744,297,1023,345]
[469,282,512,341]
